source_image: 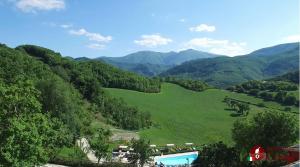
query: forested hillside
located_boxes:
[227,71,299,107]
[160,43,299,88]
[0,44,158,166]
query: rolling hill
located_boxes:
[106,83,299,145]
[98,49,222,76]
[160,43,299,88]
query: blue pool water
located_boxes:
[155,153,198,166]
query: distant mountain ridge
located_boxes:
[95,49,222,76]
[99,49,222,65]
[160,42,299,88]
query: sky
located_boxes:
[0,0,299,58]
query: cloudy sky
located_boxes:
[0,0,299,58]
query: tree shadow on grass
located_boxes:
[230,113,244,117]
[225,108,235,111]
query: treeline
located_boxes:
[224,97,250,115]
[227,79,299,106]
[0,44,154,166]
[162,77,211,91]
[16,45,154,130]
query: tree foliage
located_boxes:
[0,80,70,166]
[128,139,152,167]
[232,110,299,157]
[193,142,240,167]
[90,128,111,164]
[224,97,250,115]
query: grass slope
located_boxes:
[106,83,299,146]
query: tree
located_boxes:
[236,103,250,115]
[275,91,287,103]
[90,128,111,164]
[232,110,299,160]
[283,95,297,106]
[193,142,240,167]
[128,139,152,167]
[0,81,70,166]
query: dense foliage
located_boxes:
[15,45,154,130]
[163,77,210,91]
[227,74,299,106]
[0,80,71,166]
[232,110,299,158]
[193,142,240,167]
[0,43,156,165]
[160,43,299,88]
[128,139,152,167]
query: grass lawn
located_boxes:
[105,83,298,146]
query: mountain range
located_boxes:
[161,42,299,88]
[95,49,222,76]
[76,42,299,88]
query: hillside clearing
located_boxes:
[105,83,298,146]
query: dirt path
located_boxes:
[110,129,139,141]
[77,138,102,163]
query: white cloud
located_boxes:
[184,38,247,56]
[134,34,172,47]
[283,34,300,42]
[15,0,65,12]
[69,28,112,43]
[60,24,72,29]
[68,28,112,50]
[87,43,105,50]
[189,24,216,32]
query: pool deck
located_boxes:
[154,151,198,160]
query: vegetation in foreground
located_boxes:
[193,110,298,167]
[0,44,157,166]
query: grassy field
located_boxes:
[105,83,298,146]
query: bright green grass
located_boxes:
[105,83,298,146]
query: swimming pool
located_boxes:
[154,152,198,166]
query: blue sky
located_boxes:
[0,0,299,58]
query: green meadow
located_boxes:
[106,83,298,146]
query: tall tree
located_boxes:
[128,139,152,167]
[90,128,111,164]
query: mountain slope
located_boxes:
[160,43,299,88]
[98,49,222,76]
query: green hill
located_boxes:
[106,83,299,145]
[160,43,299,88]
[98,49,221,76]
